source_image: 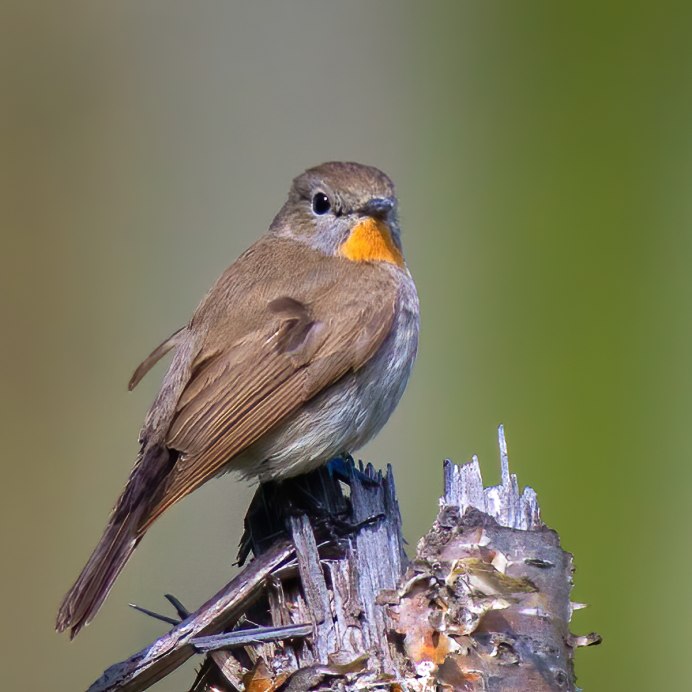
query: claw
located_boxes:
[315,509,386,541]
[238,458,383,564]
[327,455,380,487]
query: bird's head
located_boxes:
[271,161,404,268]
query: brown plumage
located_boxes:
[56,162,419,637]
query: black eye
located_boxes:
[312,192,331,215]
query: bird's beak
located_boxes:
[358,197,395,219]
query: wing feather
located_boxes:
[139,282,397,532]
[128,327,186,391]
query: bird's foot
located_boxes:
[238,458,386,564]
[326,454,380,487]
[313,508,386,543]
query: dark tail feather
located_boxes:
[56,508,142,638]
[56,445,176,637]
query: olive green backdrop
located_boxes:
[3,2,691,690]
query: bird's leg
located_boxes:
[312,508,386,543]
[239,464,351,563]
[326,454,380,487]
[238,458,387,564]
[238,471,338,563]
[310,455,387,538]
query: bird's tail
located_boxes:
[56,445,174,638]
[55,502,143,638]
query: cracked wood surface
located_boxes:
[88,428,599,691]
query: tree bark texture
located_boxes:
[88,427,599,691]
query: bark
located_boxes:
[88,427,599,692]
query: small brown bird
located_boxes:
[56,161,419,637]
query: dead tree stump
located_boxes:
[88,427,599,691]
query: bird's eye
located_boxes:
[312,192,331,215]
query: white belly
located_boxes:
[238,273,419,482]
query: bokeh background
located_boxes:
[3,2,691,690]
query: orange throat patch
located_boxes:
[339,218,405,268]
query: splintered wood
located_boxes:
[88,427,599,691]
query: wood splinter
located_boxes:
[89,426,600,692]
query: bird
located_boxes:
[56,161,419,638]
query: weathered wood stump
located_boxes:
[88,427,599,691]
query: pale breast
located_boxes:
[347,272,420,450]
[241,269,420,482]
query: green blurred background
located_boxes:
[3,2,691,690]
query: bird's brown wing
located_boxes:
[139,269,397,531]
[128,327,186,391]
